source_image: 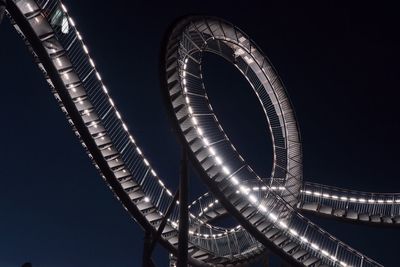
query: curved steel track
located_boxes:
[1,1,393,266]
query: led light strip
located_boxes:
[301,190,400,204]
[165,17,376,263]
[59,2,173,205]
[13,4,380,265]
[181,55,352,266]
[59,5,248,245]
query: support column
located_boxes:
[281,259,294,267]
[262,249,271,267]
[177,148,188,267]
[0,0,6,26]
[169,254,177,267]
[142,231,153,267]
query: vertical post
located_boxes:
[169,254,177,267]
[262,249,270,267]
[177,147,188,267]
[142,231,152,267]
[0,0,6,26]
[280,261,293,267]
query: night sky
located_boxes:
[1,1,399,266]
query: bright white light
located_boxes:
[188,106,193,114]
[191,117,197,124]
[249,194,257,203]
[231,176,239,185]
[116,111,121,119]
[289,229,298,236]
[122,123,128,131]
[144,197,150,202]
[215,156,222,165]
[332,195,338,199]
[26,3,33,12]
[83,45,89,54]
[268,213,278,221]
[151,170,157,176]
[300,236,308,243]
[61,4,68,12]
[56,57,62,66]
[340,196,348,201]
[158,180,164,187]
[136,147,142,155]
[89,58,95,67]
[196,127,203,135]
[143,159,149,166]
[321,250,329,256]
[311,243,319,250]
[239,186,250,195]
[68,17,75,27]
[259,204,267,212]
[222,166,230,175]
[279,221,288,229]
[209,147,216,155]
[96,72,102,81]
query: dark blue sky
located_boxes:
[1,0,399,266]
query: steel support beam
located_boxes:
[142,231,156,267]
[5,3,207,266]
[0,0,6,26]
[142,190,179,266]
[262,250,271,267]
[177,148,189,267]
[149,190,179,253]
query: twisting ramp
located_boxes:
[1,0,394,266]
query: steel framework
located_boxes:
[1,1,395,266]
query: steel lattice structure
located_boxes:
[1,1,396,266]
